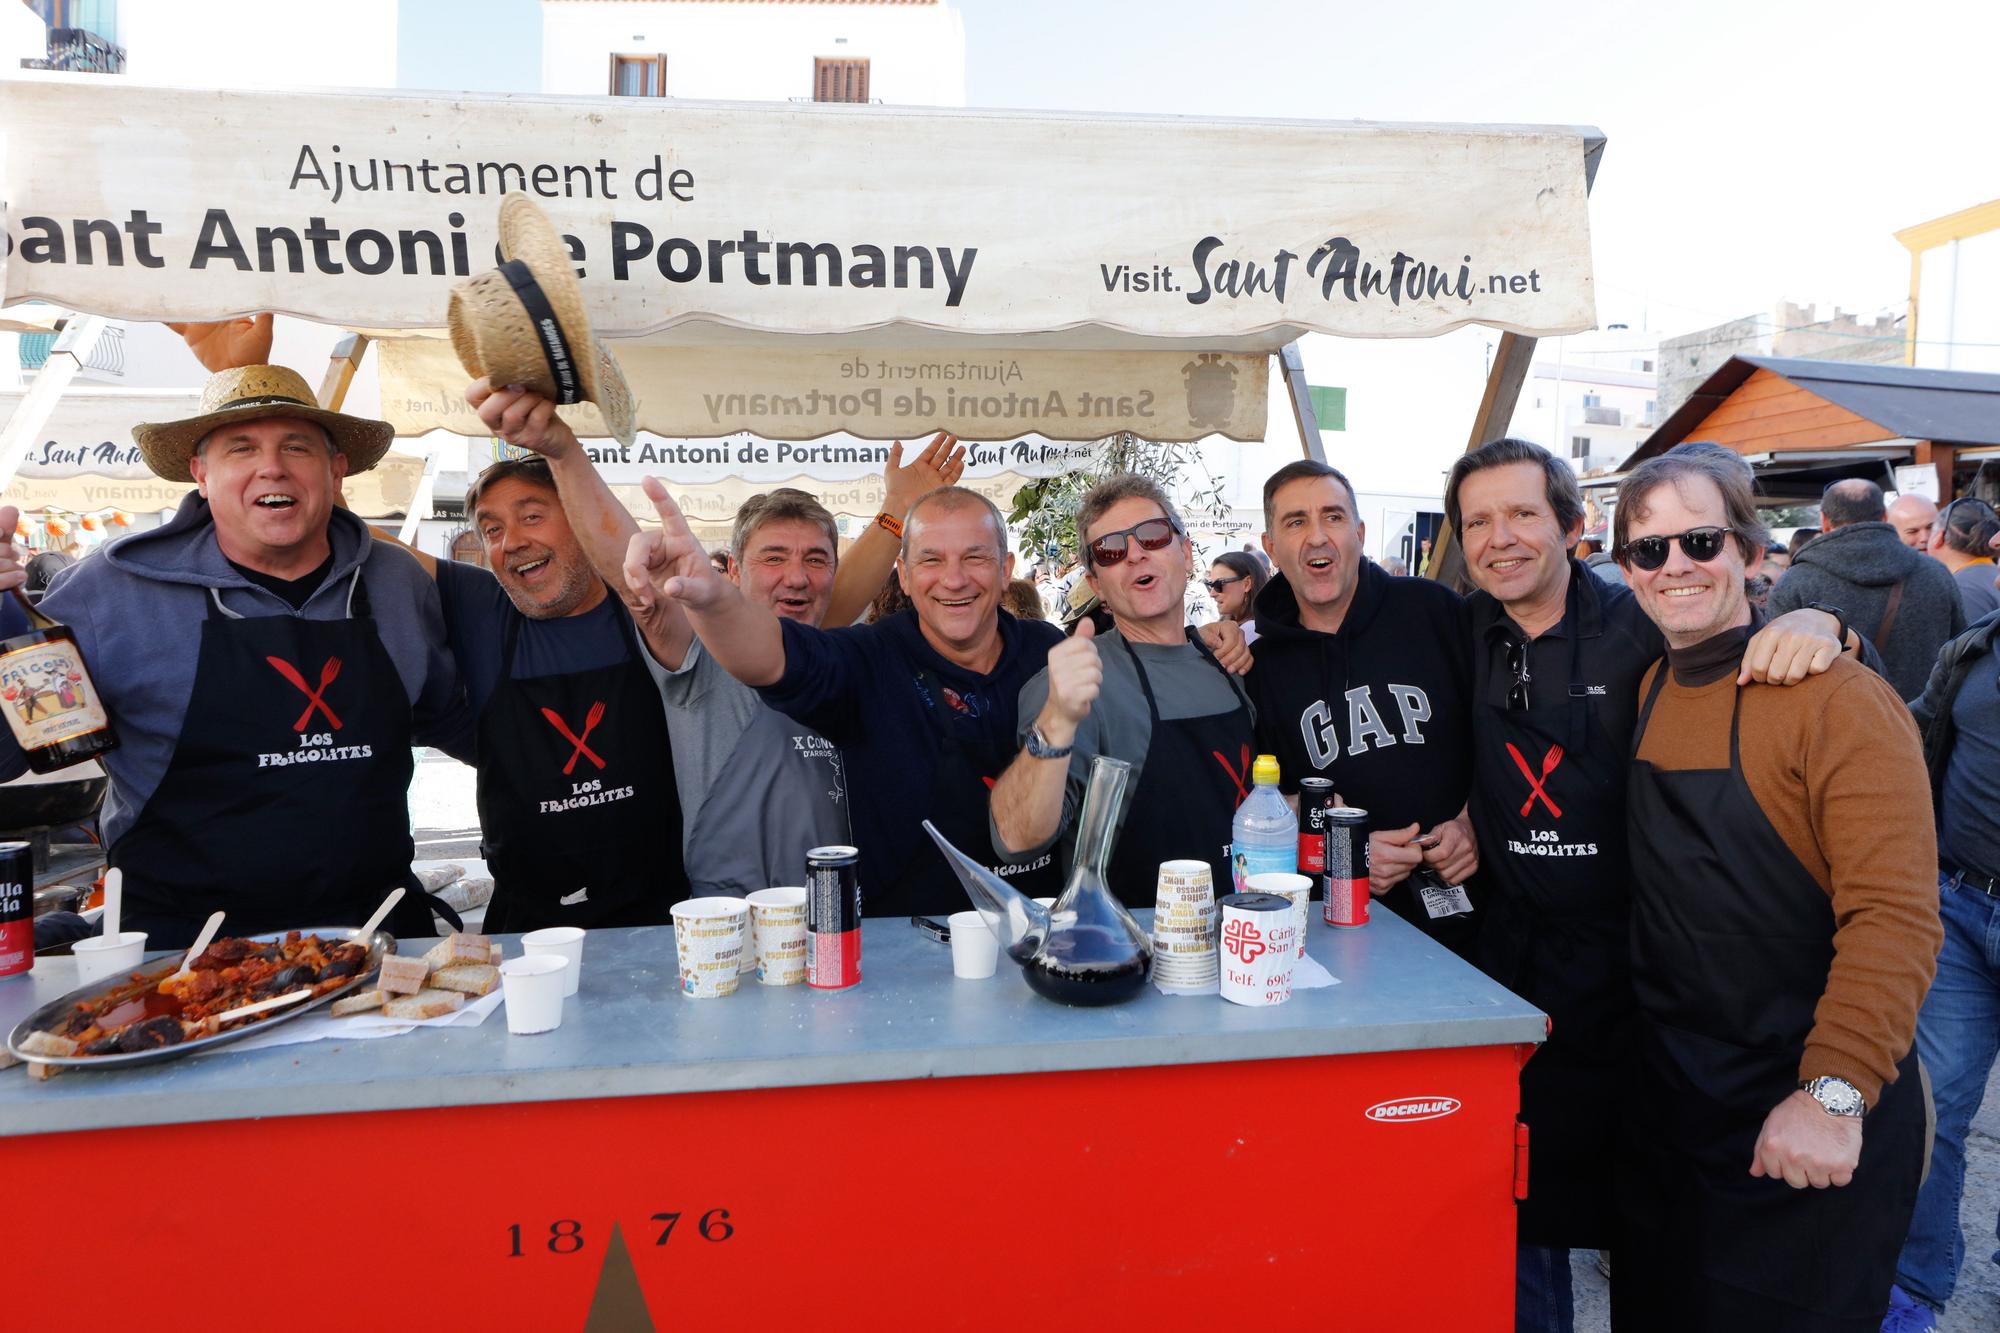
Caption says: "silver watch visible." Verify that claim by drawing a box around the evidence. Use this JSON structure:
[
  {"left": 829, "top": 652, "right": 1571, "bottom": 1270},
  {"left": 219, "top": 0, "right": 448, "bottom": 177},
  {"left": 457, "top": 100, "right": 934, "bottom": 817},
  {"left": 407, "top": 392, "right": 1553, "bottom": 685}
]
[
  {"left": 1023, "top": 725, "right": 1073, "bottom": 760},
  {"left": 1801, "top": 1076, "right": 1866, "bottom": 1119}
]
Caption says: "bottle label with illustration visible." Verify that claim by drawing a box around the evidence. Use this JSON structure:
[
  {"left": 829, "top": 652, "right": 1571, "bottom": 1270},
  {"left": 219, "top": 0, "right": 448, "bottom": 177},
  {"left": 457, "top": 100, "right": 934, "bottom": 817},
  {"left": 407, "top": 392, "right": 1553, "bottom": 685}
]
[
  {"left": 1231, "top": 841, "right": 1296, "bottom": 894},
  {"left": 0, "top": 638, "right": 109, "bottom": 750}
]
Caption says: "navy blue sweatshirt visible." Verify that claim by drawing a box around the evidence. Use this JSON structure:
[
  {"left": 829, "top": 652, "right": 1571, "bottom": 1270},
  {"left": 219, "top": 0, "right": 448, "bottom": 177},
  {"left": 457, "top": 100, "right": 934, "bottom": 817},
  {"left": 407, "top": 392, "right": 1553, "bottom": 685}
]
[
  {"left": 1247, "top": 559, "right": 1475, "bottom": 941},
  {"left": 758, "top": 608, "right": 1062, "bottom": 917}
]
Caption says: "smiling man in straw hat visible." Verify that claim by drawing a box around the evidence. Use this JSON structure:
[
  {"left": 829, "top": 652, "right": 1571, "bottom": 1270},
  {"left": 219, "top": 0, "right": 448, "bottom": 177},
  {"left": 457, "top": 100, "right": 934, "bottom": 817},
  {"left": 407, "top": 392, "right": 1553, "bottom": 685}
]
[{"left": 0, "top": 363, "right": 473, "bottom": 948}]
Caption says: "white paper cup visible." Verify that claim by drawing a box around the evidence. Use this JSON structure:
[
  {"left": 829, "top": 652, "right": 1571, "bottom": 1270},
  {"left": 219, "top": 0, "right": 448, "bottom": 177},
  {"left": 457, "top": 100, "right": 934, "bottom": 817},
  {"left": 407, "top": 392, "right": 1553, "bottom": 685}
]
[
  {"left": 672, "top": 898, "right": 749, "bottom": 998},
  {"left": 1218, "top": 892, "right": 1299, "bottom": 1007},
  {"left": 519, "top": 926, "right": 585, "bottom": 998},
  {"left": 499, "top": 954, "right": 568, "bottom": 1034},
  {"left": 71, "top": 931, "right": 148, "bottom": 987},
  {"left": 747, "top": 887, "right": 808, "bottom": 986},
  {"left": 1245, "top": 872, "right": 1313, "bottom": 959},
  {"left": 948, "top": 910, "right": 999, "bottom": 979}
]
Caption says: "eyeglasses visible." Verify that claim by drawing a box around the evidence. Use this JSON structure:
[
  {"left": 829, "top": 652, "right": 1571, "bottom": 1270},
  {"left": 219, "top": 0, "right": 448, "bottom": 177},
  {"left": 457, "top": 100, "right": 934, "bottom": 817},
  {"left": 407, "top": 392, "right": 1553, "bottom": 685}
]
[
  {"left": 1203, "top": 574, "right": 1248, "bottom": 594},
  {"left": 1087, "top": 516, "right": 1181, "bottom": 567},
  {"left": 1616, "top": 526, "right": 1731, "bottom": 572},
  {"left": 1505, "top": 638, "right": 1532, "bottom": 711}
]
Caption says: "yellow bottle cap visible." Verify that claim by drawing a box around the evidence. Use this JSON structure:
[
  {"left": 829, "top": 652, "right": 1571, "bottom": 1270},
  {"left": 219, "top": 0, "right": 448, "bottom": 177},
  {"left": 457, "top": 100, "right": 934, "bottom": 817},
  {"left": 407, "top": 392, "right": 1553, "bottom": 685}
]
[{"left": 1252, "top": 754, "right": 1280, "bottom": 787}]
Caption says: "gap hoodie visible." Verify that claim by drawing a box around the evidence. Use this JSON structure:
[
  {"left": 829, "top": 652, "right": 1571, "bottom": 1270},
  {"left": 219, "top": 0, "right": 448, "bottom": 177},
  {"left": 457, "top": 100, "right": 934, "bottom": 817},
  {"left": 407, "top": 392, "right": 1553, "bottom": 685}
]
[
  {"left": 1247, "top": 558, "right": 1475, "bottom": 938},
  {"left": 1768, "top": 520, "right": 1965, "bottom": 700},
  {"left": 0, "top": 494, "right": 475, "bottom": 844}
]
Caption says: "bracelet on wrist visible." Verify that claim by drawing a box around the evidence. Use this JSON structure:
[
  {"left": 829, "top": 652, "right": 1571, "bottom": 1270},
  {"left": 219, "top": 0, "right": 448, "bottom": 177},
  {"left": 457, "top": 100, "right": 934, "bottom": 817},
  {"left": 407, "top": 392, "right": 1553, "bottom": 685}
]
[{"left": 874, "top": 510, "right": 904, "bottom": 539}]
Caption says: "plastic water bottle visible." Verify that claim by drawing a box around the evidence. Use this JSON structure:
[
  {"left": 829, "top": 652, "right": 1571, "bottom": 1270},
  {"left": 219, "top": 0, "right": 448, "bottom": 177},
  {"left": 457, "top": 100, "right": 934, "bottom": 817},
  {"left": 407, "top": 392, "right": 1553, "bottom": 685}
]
[{"left": 1230, "top": 754, "right": 1296, "bottom": 893}]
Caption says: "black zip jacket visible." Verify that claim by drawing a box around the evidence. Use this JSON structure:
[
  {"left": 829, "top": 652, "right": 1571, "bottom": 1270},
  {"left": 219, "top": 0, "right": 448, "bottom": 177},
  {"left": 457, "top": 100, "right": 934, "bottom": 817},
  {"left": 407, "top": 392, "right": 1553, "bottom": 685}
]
[
  {"left": 1909, "top": 609, "right": 2000, "bottom": 826},
  {"left": 1247, "top": 559, "right": 1475, "bottom": 940}
]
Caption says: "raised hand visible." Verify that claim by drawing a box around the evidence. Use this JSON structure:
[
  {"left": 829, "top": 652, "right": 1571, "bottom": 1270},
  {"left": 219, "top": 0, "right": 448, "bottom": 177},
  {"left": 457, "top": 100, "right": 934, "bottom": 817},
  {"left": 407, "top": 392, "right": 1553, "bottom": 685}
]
[
  {"left": 167, "top": 314, "right": 274, "bottom": 372},
  {"left": 624, "top": 477, "right": 729, "bottom": 612},
  {"left": 0, "top": 506, "right": 23, "bottom": 595},
  {"left": 1038, "top": 618, "right": 1102, "bottom": 745},
  {"left": 465, "top": 378, "right": 580, "bottom": 460},
  {"left": 882, "top": 431, "right": 969, "bottom": 520}
]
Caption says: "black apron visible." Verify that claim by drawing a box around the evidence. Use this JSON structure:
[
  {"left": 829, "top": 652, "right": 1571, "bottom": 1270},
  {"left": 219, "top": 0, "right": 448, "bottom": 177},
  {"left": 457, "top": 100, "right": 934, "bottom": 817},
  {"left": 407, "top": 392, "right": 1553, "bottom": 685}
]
[
  {"left": 1105, "top": 632, "right": 1254, "bottom": 908},
  {"left": 882, "top": 666, "right": 1064, "bottom": 919},
  {"left": 475, "top": 597, "right": 686, "bottom": 933},
  {"left": 1470, "top": 582, "right": 1634, "bottom": 1247},
  {"left": 1612, "top": 670, "right": 1925, "bottom": 1333},
  {"left": 114, "top": 572, "right": 443, "bottom": 949}
]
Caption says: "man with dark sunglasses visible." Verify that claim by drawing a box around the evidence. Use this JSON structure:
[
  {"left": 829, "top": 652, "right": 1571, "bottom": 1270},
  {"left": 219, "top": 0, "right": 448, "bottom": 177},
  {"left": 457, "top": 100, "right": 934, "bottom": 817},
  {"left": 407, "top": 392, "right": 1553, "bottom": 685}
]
[
  {"left": 990, "top": 476, "right": 1254, "bottom": 904},
  {"left": 1610, "top": 449, "right": 1938, "bottom": 1333},
  {"left": 1447, "top": 437, "right": 1861, "bottom": 1333}
]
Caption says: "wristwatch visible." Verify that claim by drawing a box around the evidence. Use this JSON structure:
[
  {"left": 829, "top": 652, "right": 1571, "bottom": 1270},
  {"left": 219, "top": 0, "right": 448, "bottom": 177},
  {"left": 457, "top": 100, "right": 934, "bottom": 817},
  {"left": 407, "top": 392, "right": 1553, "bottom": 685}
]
[
  {"left": 1023, "top": 725, "right": 1073, "bottom": 760},
  {"left": 1801, "top": 1075, "right": 1866, "bottom": 1118},
  {"left": 1805, "top": 602, "right": 1852, "bottom": 653}
]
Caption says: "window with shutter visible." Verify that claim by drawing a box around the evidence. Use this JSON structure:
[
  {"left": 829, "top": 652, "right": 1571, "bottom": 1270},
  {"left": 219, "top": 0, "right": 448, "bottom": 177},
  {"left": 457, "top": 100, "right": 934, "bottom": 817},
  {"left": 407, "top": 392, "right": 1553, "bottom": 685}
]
[
  {"left": 609, "top": 54, "right": 667, "bottom": 97},
  {"left": 813, "top": 58, "right": 871, "bottom": 103}
]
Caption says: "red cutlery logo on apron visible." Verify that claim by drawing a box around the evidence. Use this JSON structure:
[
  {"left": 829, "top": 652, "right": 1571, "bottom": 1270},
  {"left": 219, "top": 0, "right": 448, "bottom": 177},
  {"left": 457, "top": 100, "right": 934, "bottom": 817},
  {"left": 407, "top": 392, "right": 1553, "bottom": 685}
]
[
  {"left": 266, "top": 655, "right": 343, "bottom": 731},
  {"left": 542, "top": 702, "right": 607, "bottom": 775},
  {"left": 1506, "top": 741, "right": 1564, "bottom": 818}
]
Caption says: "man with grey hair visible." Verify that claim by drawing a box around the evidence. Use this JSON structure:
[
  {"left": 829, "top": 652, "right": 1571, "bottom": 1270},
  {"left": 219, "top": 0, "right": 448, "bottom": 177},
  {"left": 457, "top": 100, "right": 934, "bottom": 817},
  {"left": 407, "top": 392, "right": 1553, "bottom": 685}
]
[
  {"left": 990, "top": 474, "right": 1254, "bottom": 905},
  {"left": 1611, "top": 448, "right": 1938, "bottom": 1331},
  {"left": 1771, "top": 477, "right": 1964, "bottom": 697}
]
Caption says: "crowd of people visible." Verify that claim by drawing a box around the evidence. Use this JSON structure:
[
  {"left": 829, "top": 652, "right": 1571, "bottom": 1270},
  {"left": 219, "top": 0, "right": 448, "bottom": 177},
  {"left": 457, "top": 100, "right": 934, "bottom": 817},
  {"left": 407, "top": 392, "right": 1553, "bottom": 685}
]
[{"left": 4, "top": 324, "right": 1997, "bottom": 1330}]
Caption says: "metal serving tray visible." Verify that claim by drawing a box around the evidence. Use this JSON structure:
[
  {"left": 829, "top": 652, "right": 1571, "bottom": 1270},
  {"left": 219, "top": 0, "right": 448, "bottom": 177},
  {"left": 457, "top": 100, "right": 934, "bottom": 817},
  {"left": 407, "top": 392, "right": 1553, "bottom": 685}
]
[{"left": 5, "top": 927, "right": 396, "bottom": 1070}]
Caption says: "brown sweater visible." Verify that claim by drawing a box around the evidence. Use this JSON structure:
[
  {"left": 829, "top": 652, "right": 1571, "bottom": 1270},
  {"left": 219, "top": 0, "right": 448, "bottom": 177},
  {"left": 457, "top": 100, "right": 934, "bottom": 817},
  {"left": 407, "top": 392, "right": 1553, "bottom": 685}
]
[{"left": 1634, "top": 646, "right": 1941, "bottom": 1106}]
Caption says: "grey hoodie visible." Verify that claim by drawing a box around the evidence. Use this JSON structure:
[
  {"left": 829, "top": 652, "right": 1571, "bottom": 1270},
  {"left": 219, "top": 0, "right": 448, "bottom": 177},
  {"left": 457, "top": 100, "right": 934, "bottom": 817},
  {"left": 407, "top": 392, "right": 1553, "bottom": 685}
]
[
  {"left": 1769, "top": 519, "right": 1966, "bottom": 700},
  {"left": 0, "top": 493, "right": 475, "bottom": 844}
]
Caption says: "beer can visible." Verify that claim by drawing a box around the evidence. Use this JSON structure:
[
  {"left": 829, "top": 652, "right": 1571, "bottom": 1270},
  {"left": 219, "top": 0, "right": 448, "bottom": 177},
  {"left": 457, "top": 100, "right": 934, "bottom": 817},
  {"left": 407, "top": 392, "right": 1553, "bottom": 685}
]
[
  {"left": 0, "top": 841, "right": 32, "bottom": 978},
  {"left": 1322, "top": 808, "right": 1371, "bottom": 928},
  {"left": 804, "top": 845, "right": 862, "bottom": 990},
  {"left": 1297, "top": 776, "right": 1335, "bottom": 875}
]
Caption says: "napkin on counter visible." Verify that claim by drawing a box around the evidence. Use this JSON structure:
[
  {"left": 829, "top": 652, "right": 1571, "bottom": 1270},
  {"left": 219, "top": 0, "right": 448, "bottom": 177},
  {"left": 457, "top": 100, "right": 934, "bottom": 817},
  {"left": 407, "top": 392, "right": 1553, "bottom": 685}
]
[
  {"left": 232, "top": 989, "right": 503, "bottom": 1052},
  {"left": 1153, "top": 949, "right": 1340, "bottom": 997}
]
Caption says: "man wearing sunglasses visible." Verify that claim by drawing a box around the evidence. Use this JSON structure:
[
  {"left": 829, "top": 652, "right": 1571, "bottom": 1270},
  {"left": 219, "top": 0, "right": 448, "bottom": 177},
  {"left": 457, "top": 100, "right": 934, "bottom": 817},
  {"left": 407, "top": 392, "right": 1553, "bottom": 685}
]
[
  {"left": 1927, "top": 496, "right": 2000, "bottom": 622},
  {"left": 1610, "top": 449, "right": 1939, "bottom": 1333},
  {"left": 1448, "top": 437, "right": 1861, "bottom": 1333},
  {"left": 990, "top": 476, "right": 1254, "bottom": 905},
  {"left": 1770, "top": 478, "right": 1965, "bottom": 699}
]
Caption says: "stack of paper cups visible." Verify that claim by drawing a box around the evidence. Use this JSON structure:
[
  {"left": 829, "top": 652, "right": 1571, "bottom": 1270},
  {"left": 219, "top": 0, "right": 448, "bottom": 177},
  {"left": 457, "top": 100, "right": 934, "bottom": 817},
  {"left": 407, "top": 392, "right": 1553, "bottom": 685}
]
[
  {"left": 671, "top": 898, "right": 750, "bottom": 998},
  {"left": 1217, "top": 891, "right": 1299, "bottom": 1007},
  {"left": 1151, "top": 859, "right": 1220, "bottom": 994},
  {"left": 1245, "top": 872, "right": 1313, "bottom": 960}
]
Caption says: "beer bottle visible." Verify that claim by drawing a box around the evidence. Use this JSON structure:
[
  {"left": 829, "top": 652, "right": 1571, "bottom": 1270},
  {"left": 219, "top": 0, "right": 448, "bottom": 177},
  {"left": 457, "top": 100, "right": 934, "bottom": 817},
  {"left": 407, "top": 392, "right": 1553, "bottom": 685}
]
[{"left": 0, "top": 588, "right": 117, "bottom": 773}]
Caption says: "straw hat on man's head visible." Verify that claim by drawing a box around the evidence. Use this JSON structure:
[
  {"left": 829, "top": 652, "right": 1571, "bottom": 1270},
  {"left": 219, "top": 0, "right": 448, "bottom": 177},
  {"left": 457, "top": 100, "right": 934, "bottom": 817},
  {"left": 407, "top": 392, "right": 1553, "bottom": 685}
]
[
  {"left": 132, "top": 364, "right": 394, "bottom": 484},
  {"left": 447, "top": 193, "right": 635, "bottom": 446}
]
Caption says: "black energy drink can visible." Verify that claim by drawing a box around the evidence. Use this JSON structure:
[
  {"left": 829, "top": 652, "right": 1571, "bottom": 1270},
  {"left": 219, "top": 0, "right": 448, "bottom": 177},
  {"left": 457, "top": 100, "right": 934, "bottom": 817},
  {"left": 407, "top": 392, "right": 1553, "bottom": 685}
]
[
  {"left": 1322, "top": 808, "right": 1371, "bottom": 928},
  {"left": 805, "top": 844, "right": 862, "bottom": 990},
  {"left": 0, "top": 841, "right": 32, "bottom": 977},
  {"left": 1297, "top": 776, "right": 1335, "bottom": 875}
]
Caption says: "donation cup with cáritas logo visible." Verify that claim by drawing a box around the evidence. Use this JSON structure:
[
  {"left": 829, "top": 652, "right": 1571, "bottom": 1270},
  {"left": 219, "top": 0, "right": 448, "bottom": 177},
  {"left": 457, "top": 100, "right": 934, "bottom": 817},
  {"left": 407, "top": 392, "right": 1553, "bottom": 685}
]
[
  {"left": 1244, "top": 871, "right": 1312, "bottom": 960},
  {"left": 1150, "top": 859, "right": 1219, "bottom": 995},
  {"left": 671, "top": 898, "right": 750, "bottom": 998},
  {"left": 746, "top": 887, "right": 808, "bottom": 986},
  {"left": 1217, "top": 892, "right": 1298, "bottom": 1007}
]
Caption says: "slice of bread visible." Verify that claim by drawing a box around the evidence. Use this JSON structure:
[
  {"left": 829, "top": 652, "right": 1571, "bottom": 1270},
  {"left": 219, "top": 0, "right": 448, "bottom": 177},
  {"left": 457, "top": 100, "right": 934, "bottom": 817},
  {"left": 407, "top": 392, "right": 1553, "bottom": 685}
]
[
  {"left": 423, "top": 933, "right": 491, "bottom": 972},
  {"left": 383, "top": 988, "right": 464, "bottom": 1021},
  {"left": 377, "top": 954, "right": 430, "bottom": 996},
  {"left": 330, "top": 990, "right": 387, "bottom": 1017},
  {"left": 429, "top": 963, "right": 499, "bottom": 997},
  {"left": 19, "top": 1030, "right": 76, "bottom": 1081}
]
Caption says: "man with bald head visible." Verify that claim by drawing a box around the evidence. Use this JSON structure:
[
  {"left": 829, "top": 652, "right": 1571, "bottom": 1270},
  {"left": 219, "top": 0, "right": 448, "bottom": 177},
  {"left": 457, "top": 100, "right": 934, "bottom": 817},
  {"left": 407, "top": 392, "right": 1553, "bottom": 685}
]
[
  {"left": 1771, "top": 478, "right": 1964, "bottom": 698},
  {"left": 1889, "top": 493, "right": 1941, "bottom": 552}
]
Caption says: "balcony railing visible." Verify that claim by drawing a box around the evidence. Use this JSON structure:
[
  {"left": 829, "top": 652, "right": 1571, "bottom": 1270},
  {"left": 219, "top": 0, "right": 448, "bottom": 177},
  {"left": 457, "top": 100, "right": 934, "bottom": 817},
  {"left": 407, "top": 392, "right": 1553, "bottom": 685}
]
[
  {"left": 1583, "top": 405, "right": 1623, "bottom": 426},
  {"left": 21, "top": 28, "right": 126, "bottom": 75}
]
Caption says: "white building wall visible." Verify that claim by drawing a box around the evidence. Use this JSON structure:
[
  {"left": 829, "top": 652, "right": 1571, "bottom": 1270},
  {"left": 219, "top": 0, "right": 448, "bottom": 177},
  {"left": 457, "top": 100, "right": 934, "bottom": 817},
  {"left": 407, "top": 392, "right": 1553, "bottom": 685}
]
[
  {"left": 1916, "top": 229, "right": 2000, "bottom": 375},
  {"left": 119, "top": 0, "right": 401, "bottom": 89},
  {"left": 541, "top": 0, "right": 966, "bottom": 105},
  {"left": 1503, "top": 328, "right": 1658, "bottom": 473},
  {"left": 1, "top": 2, "right": 46, "bottom": 68}
]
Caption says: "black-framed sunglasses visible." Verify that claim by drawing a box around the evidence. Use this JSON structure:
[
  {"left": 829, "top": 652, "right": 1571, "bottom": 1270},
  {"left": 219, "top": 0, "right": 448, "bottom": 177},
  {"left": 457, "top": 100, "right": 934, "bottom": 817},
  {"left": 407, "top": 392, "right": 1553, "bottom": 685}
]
[
  {"left": 1203, "top": 574, "right": 1248, "bottom": 594},
  {"left": 1616, "top": 526, "right": 1731, "bottom": 572},
  {"left": 1088, "top": 516, "right": 1181, "bottom": 567},
  {"left": 1505, "top": 638, "right": 1532, "bottom": 711}
]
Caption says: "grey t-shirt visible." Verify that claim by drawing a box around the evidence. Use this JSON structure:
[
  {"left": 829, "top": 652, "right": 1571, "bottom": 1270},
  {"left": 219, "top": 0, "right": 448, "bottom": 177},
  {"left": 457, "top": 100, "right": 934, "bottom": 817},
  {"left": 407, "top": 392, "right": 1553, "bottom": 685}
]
[
  {"left": 993, "top": 627, "right": 1250, "bottom": 860},
  {"left": 648, "top": 637, "right": 850, "bottom": 896},
  {"left": 1954, "top": 561, "right": 2000, "bottom": 624}
]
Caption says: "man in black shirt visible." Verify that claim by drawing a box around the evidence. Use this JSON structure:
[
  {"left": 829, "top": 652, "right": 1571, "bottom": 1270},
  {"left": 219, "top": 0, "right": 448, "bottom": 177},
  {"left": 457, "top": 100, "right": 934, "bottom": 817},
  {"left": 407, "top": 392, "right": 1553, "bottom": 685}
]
[
  {"left": 1449, "top": 437, "right": 1858, "bottom": 1333},
  {"left": 1247, "top": 460, "right": 1480, "bottom": 948}
]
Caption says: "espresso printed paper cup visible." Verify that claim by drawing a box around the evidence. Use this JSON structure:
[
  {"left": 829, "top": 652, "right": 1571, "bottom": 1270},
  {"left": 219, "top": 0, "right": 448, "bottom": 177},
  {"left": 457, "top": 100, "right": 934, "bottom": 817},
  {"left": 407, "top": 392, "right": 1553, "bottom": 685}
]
[
  {"left": 747, "top": 887, "right": 808, "bottom": 986},
  {"left": 672, "top": 898, "right": 750, "bottom": 998},
  {"left": 1217, "top": 892, "right": 1298, "bottom": 1007}
]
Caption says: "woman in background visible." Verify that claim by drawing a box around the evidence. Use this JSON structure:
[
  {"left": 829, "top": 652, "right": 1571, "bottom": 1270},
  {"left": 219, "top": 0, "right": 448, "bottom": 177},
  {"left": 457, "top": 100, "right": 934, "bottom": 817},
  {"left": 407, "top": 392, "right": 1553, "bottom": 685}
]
[{"left": 1204, "top": 550, "right": 1266, "bottom": 644}]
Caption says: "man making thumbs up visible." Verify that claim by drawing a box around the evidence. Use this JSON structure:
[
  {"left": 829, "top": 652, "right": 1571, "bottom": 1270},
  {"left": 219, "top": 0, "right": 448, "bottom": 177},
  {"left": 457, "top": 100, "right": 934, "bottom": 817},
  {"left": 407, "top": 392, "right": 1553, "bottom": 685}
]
[{"left": 990, "top": 476, "right": 1255, "bottom": 906}]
